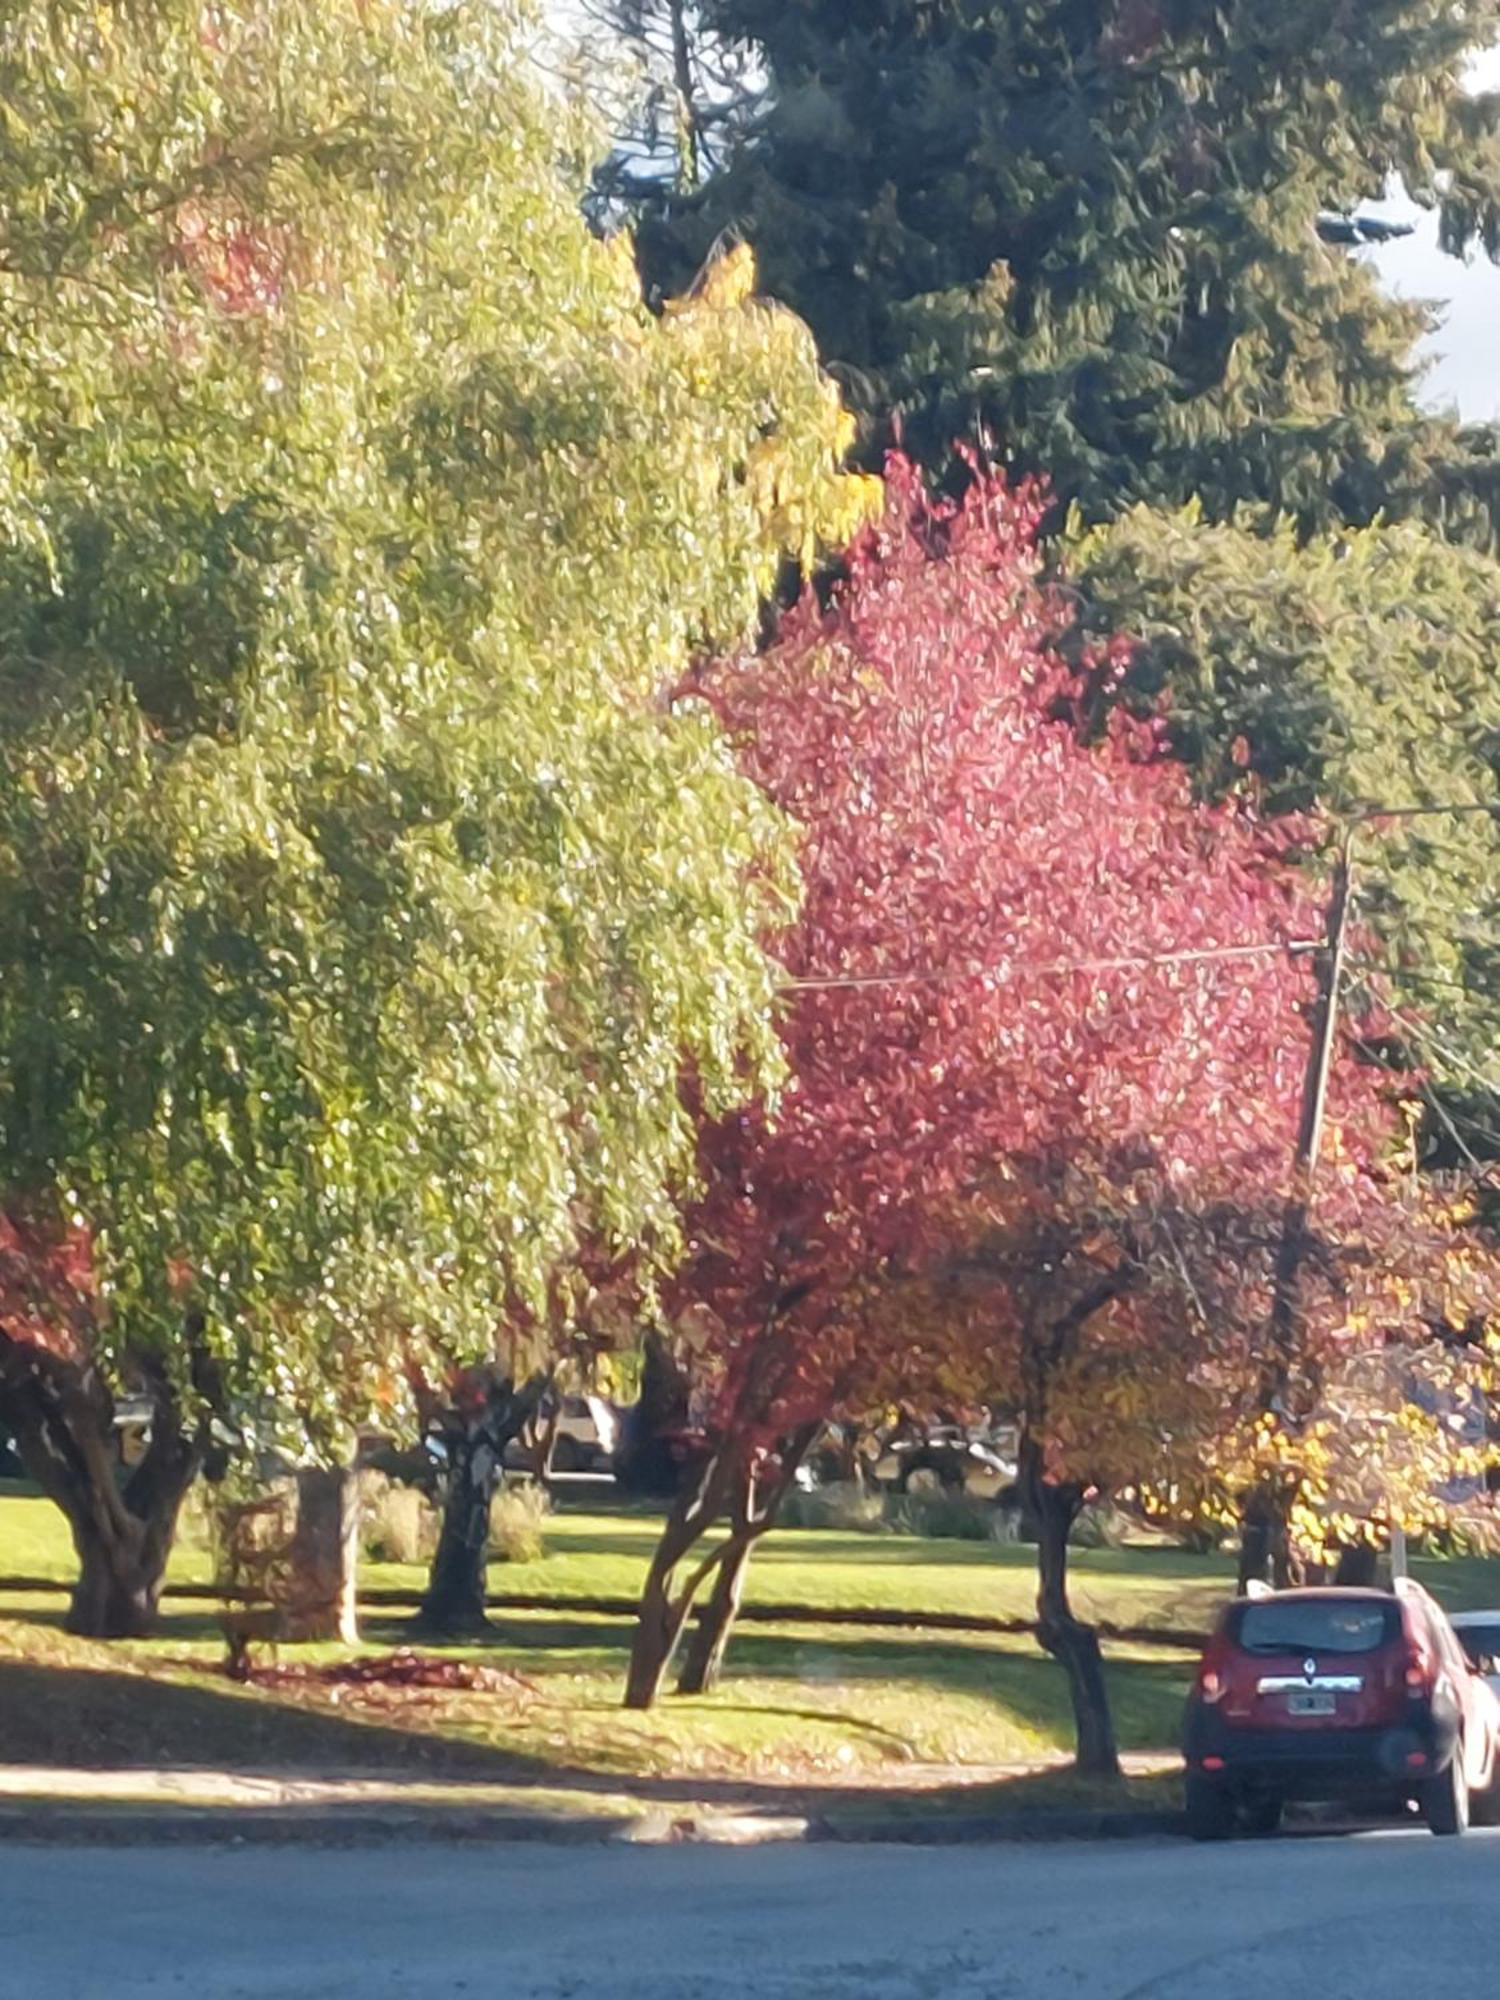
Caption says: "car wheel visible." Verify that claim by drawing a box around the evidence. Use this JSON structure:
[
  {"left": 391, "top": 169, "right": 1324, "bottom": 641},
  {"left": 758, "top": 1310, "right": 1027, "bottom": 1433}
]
[
  {"left": 1185, "top": 1775, "right": 1235, "bottom": 1842},
  {"left": 1422, "top": 1750, "right": 1471, "bottom": 1836},
  {"left": 1238, "top": 1796, "right": 1283, "bottom": 1837},
  {"left": 899, "top": 1458, "right": 959, "bottom": 1497},
  {"left": 1470, "top": 1738, "right": 1500, "bottom": 1827}
]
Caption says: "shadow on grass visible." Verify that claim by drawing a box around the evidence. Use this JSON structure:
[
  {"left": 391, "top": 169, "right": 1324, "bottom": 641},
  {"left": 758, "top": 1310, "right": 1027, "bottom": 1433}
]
[
  {"left": 1, "top": 1601, "right": 1193, "bottom": 1817},
  {"left": 6, "top": 1593, "right": 1195, "bottom": 1755},
  {"left": 0, "top": 1656, "right": 551, "bottom": 1780},
  {"left": 0, "top": 1652, "right": 1187, "bottom": 1825},
  {"left": 545, "top": 1524, "right": 1028, "bottom": 1571},
  {"left": 534, "top": 1617, "right": 1189, "bottom": 1756}
]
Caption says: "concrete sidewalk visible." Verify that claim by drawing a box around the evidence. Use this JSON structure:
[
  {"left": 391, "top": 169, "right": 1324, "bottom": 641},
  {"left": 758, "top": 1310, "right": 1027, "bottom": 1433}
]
[{"left": 0, "top": 1759, "right": 1183, "bottom": 1847}]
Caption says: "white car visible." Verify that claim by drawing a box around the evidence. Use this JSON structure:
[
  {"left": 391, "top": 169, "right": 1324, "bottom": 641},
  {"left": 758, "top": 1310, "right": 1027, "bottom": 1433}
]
[
  {"left": 1451, "top": 1609, "right": 1500, "bottom": 1697},
  {"left": 872, "top": 1425, "right": 1019, "bottom": 1500},
  {"left": 503, "top": 1393, "right": 619, "bottom": 1475},
  {"left": 552, "top": 1393, "right": 619, "bottom": 1473}
]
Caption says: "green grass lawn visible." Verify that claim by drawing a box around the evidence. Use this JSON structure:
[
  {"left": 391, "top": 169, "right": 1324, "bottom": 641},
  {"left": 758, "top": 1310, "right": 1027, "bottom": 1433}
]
[
  {"left": 1, "top": 1485, "right": 1233, "bottom": 1625},
  {"left": 0, "top": 1605, "right": 1192, "bottom": 1783},
  {"left": 4, "top": 1486, "right": 1497, "bottom": 1802}
]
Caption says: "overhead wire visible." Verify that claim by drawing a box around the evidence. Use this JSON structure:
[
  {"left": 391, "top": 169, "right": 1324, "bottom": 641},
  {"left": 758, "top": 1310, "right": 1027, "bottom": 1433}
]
[
  {"left": 780, "top": 935, "right": 1323, "bottom": 993},
  {"left": 1347, "top": 980, "right": 1500, "bottom": 1106},
  {"left": 1342, "top": 970, "right": 1500, "bottom": 1188}
]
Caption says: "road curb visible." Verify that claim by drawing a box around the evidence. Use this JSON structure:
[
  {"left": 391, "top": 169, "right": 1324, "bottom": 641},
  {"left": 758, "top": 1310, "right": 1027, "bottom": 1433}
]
[
  {"left": 808, "top": 1807, "right": 1183, "bottom": 1844},
  {"left": 0, "top": 1803, "right": 635, "bottom": 1847},
  {"left": 0, "top": 1799, "right": 1183, "bottom": 1849}
]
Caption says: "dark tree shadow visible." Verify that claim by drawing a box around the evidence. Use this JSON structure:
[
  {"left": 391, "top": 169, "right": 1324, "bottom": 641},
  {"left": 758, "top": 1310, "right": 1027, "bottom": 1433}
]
[{"left": 0, "top": 1608, "right": 1194, "bottom": 1817}]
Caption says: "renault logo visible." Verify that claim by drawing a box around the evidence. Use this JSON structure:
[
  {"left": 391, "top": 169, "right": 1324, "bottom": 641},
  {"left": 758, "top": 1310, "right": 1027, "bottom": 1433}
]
[{"left": 1304, "top": 1657, "right": 1318, "bottom": 1681}]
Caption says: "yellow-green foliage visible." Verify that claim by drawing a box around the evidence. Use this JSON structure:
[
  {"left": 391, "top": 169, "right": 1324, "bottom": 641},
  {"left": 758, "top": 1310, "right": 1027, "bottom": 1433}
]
[
  {"left": 1073, "top": 507, "right": 1500, "bottom": 1093},
  {"left": 0, "top": 1, "right": 875, "bottom": 1447}
]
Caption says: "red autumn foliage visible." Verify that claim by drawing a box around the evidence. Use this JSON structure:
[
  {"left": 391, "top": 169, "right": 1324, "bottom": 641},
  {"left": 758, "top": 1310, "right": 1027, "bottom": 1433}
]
[
  {"left": 0, "top": 1212, "right": 95, "bottom": 1366},
  {"left": 627, "top": 459, "right": 1488, "bottom": 1727},
  {"left": 668, "top": 456, "right": 1400, "bottom": 1454},
  {"left": 170, "top": 199, "right": 293, "bottom": 318}
]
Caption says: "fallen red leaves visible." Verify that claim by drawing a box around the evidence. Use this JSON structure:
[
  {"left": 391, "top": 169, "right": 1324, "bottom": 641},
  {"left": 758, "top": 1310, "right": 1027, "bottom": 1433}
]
[{"left": 234, "top": 1649, "right": 539, "bottom": 1703}]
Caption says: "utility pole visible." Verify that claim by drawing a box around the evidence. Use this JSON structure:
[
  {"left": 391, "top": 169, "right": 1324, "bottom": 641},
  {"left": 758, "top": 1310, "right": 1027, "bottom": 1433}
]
[
  {"left": 1242, "top": 797, "right": 1500, "bottom": 1588},
  {"left": 1265, "top": 828, "right": 1356, "bottom": 1399},
  {"left": 1264, "top": 797, "right": 1500, "bottom": 1384},
  {"left": 1241, "top": 829, "right": 1356, "bottom": 1589}
]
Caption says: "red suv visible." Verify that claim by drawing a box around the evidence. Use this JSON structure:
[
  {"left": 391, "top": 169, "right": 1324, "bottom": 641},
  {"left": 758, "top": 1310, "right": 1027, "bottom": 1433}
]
[{"left": 1183, "top": 1582, "right": 1500, "bottom": 1839}]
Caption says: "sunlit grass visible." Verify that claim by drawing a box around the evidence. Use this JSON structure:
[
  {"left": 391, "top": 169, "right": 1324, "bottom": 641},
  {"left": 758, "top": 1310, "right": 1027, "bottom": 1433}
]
[{"left": 4, "top": 1488, "right": 1495, "bottom": 1798}]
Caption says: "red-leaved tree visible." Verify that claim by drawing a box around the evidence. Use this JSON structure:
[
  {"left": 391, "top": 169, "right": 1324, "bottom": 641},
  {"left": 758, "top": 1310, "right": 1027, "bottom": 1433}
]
[{"left": 622, "top": 460, "right": 1433, "bottom": 1758}]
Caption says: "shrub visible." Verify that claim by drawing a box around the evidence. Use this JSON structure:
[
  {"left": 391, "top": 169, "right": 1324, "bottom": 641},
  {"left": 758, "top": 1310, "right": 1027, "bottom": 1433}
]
[
  {"left": 888, "top": 1492, "right": 1004, "bottom": 1543},
  {"left": 361, "top": 1476, "right": 438, "bottom": 1567},
  {"left": 781, "top": 1480, "right": 888, "bottom": 1534},
  {"left": 1070, "top": 1504, "right": 1131, "bottom": 1551},
  {"left": 781, "top": 1481, "right": 1024, "bottom": 1542},
  {"left": 490, "top": 1481, "right": 551, "bottom": 1564}
]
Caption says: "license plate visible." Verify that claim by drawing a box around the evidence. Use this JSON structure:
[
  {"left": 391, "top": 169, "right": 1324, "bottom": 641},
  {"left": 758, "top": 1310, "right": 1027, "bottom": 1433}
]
[{"left": 1287, "top": 1689, "right": 1337, "bottom": 1716}]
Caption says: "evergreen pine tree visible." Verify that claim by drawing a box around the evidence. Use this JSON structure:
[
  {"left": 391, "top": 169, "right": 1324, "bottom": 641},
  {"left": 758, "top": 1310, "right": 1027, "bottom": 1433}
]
[{"left": 643, "top": 0, "right": 1500, "bottom": 533}]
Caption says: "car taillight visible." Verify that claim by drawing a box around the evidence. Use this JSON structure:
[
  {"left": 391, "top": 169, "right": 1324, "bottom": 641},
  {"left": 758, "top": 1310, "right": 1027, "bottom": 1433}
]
[
  {"left": 1400, "top": 1622, "right": 1437, "bottom": 1698},
  {"left": 1195, "top": 1635, "right": 1231, "bottom": 1704}
]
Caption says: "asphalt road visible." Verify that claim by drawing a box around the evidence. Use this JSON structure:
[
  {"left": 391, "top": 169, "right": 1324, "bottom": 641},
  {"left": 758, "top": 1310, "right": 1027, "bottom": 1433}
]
[{"left": 2, "top": 1827, "right": 1497, "bottom": 1999}]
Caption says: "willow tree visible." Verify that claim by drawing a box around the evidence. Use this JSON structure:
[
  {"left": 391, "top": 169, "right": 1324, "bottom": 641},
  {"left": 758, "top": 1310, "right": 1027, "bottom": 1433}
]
[{"left": 0, "top": 0, "right": 872, "bottom": 1635}]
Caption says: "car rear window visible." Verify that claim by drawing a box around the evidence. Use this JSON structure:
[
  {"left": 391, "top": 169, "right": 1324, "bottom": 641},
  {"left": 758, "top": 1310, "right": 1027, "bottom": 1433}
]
[
  {"left": 1456, "top": 1622, "right": 1500, "bottom": 1670},
  {"left": 1234, "top": 1598, "right": 1398, "bottom": 1656}
]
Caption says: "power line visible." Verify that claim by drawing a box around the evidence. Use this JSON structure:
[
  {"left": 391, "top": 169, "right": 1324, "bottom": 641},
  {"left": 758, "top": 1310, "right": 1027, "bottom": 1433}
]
[
  {"left": 778, "top": 802, "right": 1498, "bottom": 997},
  {"left": 1351, "top": 961, "right": 1499, "bottom": 999},
  {"left": 781, "top": 936, "right": 1324, "bottom": 994},
  {"left": 1350, "top": 801, "right": 1500, "bottom": 825},
  {"left": 1346, "top": 1016, "right": 1500, "bottom": 1188},
  {"left": 1351, "top": 982, "right": 1500, "bottom": 1105}
]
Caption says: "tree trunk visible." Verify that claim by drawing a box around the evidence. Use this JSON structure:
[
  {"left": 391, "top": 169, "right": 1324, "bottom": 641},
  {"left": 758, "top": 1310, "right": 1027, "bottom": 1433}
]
[
  {"left": 668, "top": 0, "right": 701, "bottom": 188},
  {"left": 1, "top": 1337, "right": 200, "bottom": 1639},
  {"left": 834, "top": 1425, "right": 864, "bottom": 1490},
  {"left": 415, "top": 1369, "right": 549, "bottom": 1637},
  {"left": 623, "top": 1504, "right": 719, "bottom": 1709},
  {"left": 67, "top": 1513, "right": 176, "bottom": 1638},
  {"left": 623, "top": 1445, "right": 738, "bottom": 1710},
  {"left": 418, "top": 1429, "right": 502, "bottom": 1637},
  {"left": 1238, "top": 1493, "right": 1296, "bottom": 1593},
  {"left": 284, "top": 1465, "right": 360, "bottom": 1644},
  {"left": 674, "top": 1423, "right": 819, "bottom": 1697},
  {"left": 624, "top": 1561, "right": 690, "bottom": 1710},
  {"left": 531, "top": 1406, "right": 562, "bottom": 1488},
  {"left": 1333, "top": 1543, "right": 1380, "bottom": 1587},
  {"left": 1237, "top": 1510, "right": 1272, "bottom": 1593},
  {"left": 1024, "top": 1445, "right": 1119, "bottom": 1778},
  {"left": 614, "top": 1329, "right": 692, "bottom": 1500},
  {"left": 678, "top": 1530, "right": 752, "bottom": 1695}
]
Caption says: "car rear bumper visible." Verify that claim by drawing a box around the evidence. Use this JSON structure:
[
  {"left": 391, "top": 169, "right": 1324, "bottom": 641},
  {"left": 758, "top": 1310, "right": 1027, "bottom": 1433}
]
[{"left": 1185, "top": 1708, "right": 1460, "bottom": 1802}]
